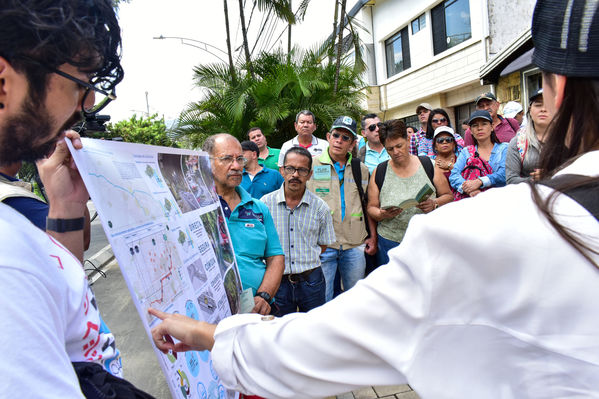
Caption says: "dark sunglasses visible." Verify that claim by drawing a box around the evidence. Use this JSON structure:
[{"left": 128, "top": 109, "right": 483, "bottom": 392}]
[
  {"left": 367, "top": 124, "right": 377, "bottom": 132},
  {"left": 331, "top": 132, "right": 352, "bottom": 142},
  {"left": 432, "top": 117, "right": 448, "bottom": 124},
  {"left": 435, "top": 137, "right": 454, "bottom": 144}
]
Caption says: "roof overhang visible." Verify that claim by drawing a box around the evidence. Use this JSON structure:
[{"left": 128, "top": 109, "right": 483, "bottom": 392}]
[{"left": 480, "top": 29, "right": 534, "bottom": 85}]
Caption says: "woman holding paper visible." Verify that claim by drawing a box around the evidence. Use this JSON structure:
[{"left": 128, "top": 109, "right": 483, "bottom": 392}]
[{"left": 367, "top": 119, "right": 453, "bottom": 265}]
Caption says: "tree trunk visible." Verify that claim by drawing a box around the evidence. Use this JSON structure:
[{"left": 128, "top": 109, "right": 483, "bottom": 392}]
[
  {"left": 287, "top": 0, "right": 293, "bottom": 62},
  {"left": 223, "top": 0, "right": 237, "bottom": 83},
  {"left": 238, "top": 0, "right": 254, "bottom": 78},
  {"left": 333, "top": 0, "right": 346, "bottom": 96},
  {"left": 329, "top": 0, "right": 340, "bottom": 66}
]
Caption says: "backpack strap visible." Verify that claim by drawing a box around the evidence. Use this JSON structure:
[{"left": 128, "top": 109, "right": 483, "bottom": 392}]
[
  {"left": 502, "top": 116, "right": 519, "bottom": 134},
  {"left": 350, "top": 158, "right": 371, "bottom": 236},
  {"left": 418, "top": 156, "right": 434, "bottom": 184},
  {"left": 540, "top": 174, "right": 599, "bottom": 221},
  {"left": 375, "top": 160, "right": 389, "bottom": 192},
  {"left": 516, "top": 132, "right": 529, "bottom": 166}
]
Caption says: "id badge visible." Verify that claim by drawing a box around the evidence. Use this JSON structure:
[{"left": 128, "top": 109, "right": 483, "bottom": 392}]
[{"left": 313, "top": 165, "right": 332, "bottom": 180}]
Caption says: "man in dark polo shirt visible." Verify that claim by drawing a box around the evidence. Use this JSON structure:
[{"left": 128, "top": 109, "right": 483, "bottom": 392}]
[{"left": 464, "top": 92, "right": 520, "bottom": 145}]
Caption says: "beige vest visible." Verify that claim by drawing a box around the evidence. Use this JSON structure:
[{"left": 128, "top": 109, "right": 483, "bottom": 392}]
[
  {"left": 0, "top": 174, "right": 46, "bottom": 203},
  {"left": 306, "top": 151, "right": 369, "bottom": 249}
]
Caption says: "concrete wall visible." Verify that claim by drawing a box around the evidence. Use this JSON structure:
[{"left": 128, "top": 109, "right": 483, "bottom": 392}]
[{"left": 487, "top": 0, "right": 536, "bottom": 56}]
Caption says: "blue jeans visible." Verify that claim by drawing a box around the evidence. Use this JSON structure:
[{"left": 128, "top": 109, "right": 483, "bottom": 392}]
[
  {"left": 320, "top": 245, "right": 366, "bottom": 301},
  {"left": 273, "top": 267, "right": 326, "bottom": 316},
  {"left": 375, "top": 234, "right": 400, "bottom": 267}
]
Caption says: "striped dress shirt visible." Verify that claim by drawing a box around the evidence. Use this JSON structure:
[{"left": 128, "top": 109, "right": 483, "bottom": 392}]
[{"left": 261, "top": 185, "right": 336, "bottom": 274}]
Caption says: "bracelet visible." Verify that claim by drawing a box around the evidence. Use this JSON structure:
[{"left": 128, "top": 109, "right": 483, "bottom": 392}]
[{"left": 46, "top": 217, "right": 85, "bottom": 233}]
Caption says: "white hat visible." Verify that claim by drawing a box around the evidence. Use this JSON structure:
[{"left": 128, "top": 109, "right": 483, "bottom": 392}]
[
  {"left": 433, "top": 126, "right": 455, "bottom": 139},
  {"left": 502, "top": 101, "right": 523, "bottom": 119}
]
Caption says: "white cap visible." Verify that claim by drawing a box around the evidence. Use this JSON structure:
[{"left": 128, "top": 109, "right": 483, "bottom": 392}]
[
  {"left": 433, "top": 126, "right": 455, "bottom": 139},
  {"left": 502, "top": 101, "right": 523, "bottom": 119}
]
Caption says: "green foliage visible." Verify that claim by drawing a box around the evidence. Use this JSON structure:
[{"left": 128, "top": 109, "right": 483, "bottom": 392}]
[
  {"left": 102, "top": 114, "right": 178, "bottom": 147},
  {"left": 174, "top": 45, "right": 366, "bottom": 148}
]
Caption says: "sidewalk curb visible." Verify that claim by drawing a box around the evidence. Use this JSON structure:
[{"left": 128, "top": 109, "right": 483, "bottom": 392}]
[{"left": 85, "top": 244, "right": 115, "bottom": 284}]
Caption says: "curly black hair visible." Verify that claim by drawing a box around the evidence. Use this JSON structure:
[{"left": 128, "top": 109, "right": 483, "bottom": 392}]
[{"left": 0, "top": 0, "right": 124, "bottom": 102}]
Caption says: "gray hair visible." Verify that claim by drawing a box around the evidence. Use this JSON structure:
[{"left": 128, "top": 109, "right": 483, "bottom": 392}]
[
  {"left": 202, "top": 133, "right": 238, "bottom": 155},
  {"left": 295, "top": 110, "right": 315, "bottom": 123}
]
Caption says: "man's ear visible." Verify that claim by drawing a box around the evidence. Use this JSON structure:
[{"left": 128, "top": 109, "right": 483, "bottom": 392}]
[{"left": 0, "top": 57, "right": 27, "bottom": 114}]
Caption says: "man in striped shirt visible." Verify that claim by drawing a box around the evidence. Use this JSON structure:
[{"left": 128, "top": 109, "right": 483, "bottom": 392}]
[{"left": 261, "top": 147, "right": 336, "bottom": 316}]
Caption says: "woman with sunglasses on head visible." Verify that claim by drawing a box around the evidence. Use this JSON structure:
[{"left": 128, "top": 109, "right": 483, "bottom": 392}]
[
  {"left": 450, "top": 110, "right": 508, "bottom": 199},
  {"left": 505, "top": 89, "right": 552, "bottom": 184},
  {"left": 418, "top": 108, "right": 464, "bottom": 157},
  {"left": 366, "top": 120, "right": 453, "bottom": 265}
]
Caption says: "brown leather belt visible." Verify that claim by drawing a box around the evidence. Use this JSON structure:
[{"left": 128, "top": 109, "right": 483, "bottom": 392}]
[{"left": 285, "top": 267, "right": 319, "bottom": 283}]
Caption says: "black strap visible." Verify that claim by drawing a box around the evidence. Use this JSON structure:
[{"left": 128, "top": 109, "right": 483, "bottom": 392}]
[
  {"left": 502, "top": 115, "right": 519, "bottom": 134},
  {"left": 350, "top": 158, "right": 371, "bottom": 236},
  {"left": 72, "top": 362, "right": 156, "bottom": 399},
  {"left": 375, "top": 160, "right": 388, "bottom": 191},
  {"left": 375, "top": 157, "right": 433, "bottom": 190},
  {"left": 540, "top": 174, "right": 599, "bottom": 221},
  {"left": 418, "top": 155, "right": 435, "bottom": 184}
]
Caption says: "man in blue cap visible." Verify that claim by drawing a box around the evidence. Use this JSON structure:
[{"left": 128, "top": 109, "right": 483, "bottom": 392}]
[{"left": 306, "top": 116, "right": 377, "bottom": 301}]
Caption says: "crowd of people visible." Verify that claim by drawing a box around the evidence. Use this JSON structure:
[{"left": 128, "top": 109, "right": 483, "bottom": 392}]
[{"left": 2, "top": 0, "right": 599, "bottom": 398}]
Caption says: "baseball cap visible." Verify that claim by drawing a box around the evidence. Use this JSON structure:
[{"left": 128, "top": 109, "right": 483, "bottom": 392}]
[
  {"left": 532, "top": 0, "right": 599, "bottom": 77},
  {"left": 528, "top": 88, "right": 543, "bottom": 104},
  {"left": 433, "top": 126, "right": 455, "bottom": 139},
  {"left": 502, "top": 101, "right": 523, "bottom": 118},
  {"left": 331, "top": 116, "right": 357, "bottom": 136},
  {"left": 475, "top": 92, "right": 497, "bottom": 104},
  {"left": 467, "top": 110, "right": 493, "bottom": 125},
  {"left": 416, "top": 103, "right": 433, "bottom": 113}
]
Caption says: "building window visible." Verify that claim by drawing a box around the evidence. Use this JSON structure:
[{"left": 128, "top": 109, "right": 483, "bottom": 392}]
[
  {"left": 431, "top": 0, "right": 472, "bottom": 55},
  {"left": 454, "top": 102, "right": 476, "bottom": 137},
  {"left": 385, "top": 27, "right": 411, "bottom": 78},
  {"left": 411, "top": 14, "right": 426, "bottom": 34},
  {"left": 401, "top": 114, "right": 419, "bottom": 130}
]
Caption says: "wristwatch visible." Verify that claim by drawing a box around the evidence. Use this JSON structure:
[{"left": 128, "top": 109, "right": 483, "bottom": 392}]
[
  {"left": 46, "top": 217, "right": 85, "bottom": 233},
  {"left": 255, "top": 291, "right": 274, "bottom": 304}
]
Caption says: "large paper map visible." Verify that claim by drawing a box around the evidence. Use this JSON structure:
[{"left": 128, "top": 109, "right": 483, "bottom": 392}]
[{"left": 69, "top": 138, "right": 242, "bottom": 399}]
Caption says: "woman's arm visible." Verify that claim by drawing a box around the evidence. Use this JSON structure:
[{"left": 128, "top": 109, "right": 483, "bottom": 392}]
[
  {"left": 449, "top": 148, "right": 469, "bottom": 193},
  {"left": 505, "top": 138, "right": 529, "bottom": 185},
  {"left": 479, "top": 143, "right": 508, "bottom": 188},
  {"left": 367, "top": 167, "right": 401, "bottom": 222}
]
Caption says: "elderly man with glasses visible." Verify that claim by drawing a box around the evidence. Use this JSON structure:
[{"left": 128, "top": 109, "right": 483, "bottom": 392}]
[
  {"left": 261, "top": 146, "right": 336, "bottom": 316},
  {"left": 357, "top": 113, "right": 390, "bottom": 173},
  {"left": 307, "top": 117, "right": 377, "bottom": 302},
  {"left": 203, "top": 134, "right": 284, "bottom": 315}
]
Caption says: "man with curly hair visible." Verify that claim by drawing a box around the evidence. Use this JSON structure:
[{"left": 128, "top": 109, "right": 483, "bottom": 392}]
[{"left": 0, "top": 1, "right": 127, "bottom": 396}]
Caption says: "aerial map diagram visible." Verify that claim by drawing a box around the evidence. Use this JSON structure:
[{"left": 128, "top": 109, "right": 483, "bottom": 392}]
[{"left": 68, "top": 138, "right": 242, "bottom": 399}]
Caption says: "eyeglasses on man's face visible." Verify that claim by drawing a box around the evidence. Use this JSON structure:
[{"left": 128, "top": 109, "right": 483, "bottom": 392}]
[
  {"left": 18, "top": 56, "right": 116, "bottom": 117},
  {"left": 283, "top": 166, "right": 310, "bottom": 177},
  {"left": 331, "top": 132, "right": 352, "bottom": 142},
  {"left": 211, "top": 155, "right": 247, "bottom": 166}
]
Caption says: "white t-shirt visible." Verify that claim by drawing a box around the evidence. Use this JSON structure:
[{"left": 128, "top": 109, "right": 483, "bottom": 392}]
[
  {"left": 211, "top": 151, "right": 599, "bottom": 398},
  {"left": 0, "top": 204, "right": 122, "bottom": 397},
  {"left": 278, "top": 136, "right": 329, "bottom": 167}
]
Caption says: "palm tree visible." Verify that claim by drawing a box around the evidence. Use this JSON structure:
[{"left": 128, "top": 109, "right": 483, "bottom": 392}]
[{"left": 173, "top": 46, "right": 366, "bottom": 148}]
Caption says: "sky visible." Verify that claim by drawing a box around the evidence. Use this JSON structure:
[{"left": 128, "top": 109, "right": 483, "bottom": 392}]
[{"left": 110, "top": 0, "right": 338, "bottom": 124}]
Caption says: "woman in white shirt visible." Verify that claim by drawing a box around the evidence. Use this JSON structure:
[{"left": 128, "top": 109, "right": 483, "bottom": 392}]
[{"left": 148, "top": 1, "right": 599, "bottom": 397}]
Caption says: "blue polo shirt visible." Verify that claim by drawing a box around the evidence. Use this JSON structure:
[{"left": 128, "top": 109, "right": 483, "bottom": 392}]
[
  {"left": 240, "top": 167, "right": 284, "bottom": 199},
  {"left": 220, "top": 186, "right": 284, "bottom": 294}
]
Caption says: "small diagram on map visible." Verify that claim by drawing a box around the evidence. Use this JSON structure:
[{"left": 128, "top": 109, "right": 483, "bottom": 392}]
[
  {"left": 199, "top": 208, "right": 235, "bottom": 278},
  {"left": 144, "top": 164, "right": 166, "bottom": 190},
  {"left": 124, "top": 226, "right": 187, "bottom": 321},
  {"left": 197, "top": 290, "right": 217, "bottom": 316},
  {"left": 186, "top": 257, "right": 207, "bottom": 291},
  {"left": 158, "top": 153, "right": 201, "bottom": 213},
  {"left": 181, "top": 155, "right": 218, "bottom": 207}
]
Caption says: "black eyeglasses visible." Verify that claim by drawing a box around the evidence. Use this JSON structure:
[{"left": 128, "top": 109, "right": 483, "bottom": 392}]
[
  {"left": 18, "top": 56, "right": 116, "bottom": 116},
  {"left": 367, "top": 124, "right": 377, "bottom": 132},
  {"left": 432, "top": 117, "right": 447, "bottom": 124},
  {"left": 283, "top": 166, "right": 311, "bottom": 177},
  {"left": 331, "top": 132, "right": 352, "bottom": 142},
  {"left": 435, "top": 137, "right": 454, "bottom": 144}
]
